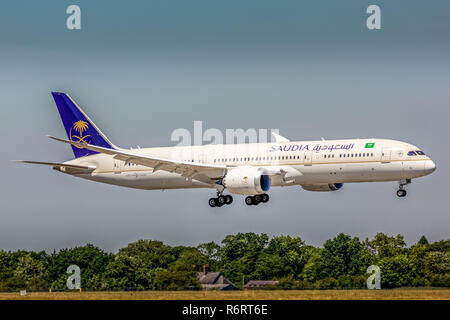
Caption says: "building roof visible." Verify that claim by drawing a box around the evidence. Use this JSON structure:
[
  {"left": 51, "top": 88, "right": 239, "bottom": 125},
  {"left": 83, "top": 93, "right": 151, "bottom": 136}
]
[
  {"left": 197, "top": 272, "right": 234, "bottom": 285},
  {"left": 197, "top": 271, "right": 237, "bottom": 290}
]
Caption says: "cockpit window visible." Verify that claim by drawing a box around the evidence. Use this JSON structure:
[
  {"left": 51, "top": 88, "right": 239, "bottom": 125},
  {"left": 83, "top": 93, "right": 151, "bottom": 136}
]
[
  {"left": 407, "top": 151, "right": 417, "bottom": 156},
  {"left": 416, "top": 150, "right": 425, "bottom": 155}
]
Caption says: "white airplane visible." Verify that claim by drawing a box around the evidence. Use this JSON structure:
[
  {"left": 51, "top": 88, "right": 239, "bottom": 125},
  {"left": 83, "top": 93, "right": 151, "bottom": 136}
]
[{"left": 17, "top": 92, "right": 436, "bottom": 207}]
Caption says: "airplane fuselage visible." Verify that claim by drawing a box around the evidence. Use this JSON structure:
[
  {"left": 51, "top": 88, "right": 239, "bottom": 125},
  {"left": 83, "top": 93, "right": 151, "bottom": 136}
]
[
  {"left": 20, "top": 92, "right": 437, "bottom": 207},
  {"left": 59, "top": 138, "right": 435, "bottom": 191}
]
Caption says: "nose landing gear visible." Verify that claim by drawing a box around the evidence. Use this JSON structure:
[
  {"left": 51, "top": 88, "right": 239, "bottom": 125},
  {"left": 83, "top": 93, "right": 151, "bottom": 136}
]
[
  {"left": 396, "top": 189, "right": 407, "bottom": 197},
  {"left": 396, "top": 179, "right": 411, "bottom": 198},
  {"left": 245, "top": 193, "right": 270, "bottom": 206}
]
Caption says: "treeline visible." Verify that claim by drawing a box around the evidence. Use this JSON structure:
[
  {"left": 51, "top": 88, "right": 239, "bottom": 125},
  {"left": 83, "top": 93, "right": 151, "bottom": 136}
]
[{"left": 0, "top": 233, "right": 449, "bottom": 291}]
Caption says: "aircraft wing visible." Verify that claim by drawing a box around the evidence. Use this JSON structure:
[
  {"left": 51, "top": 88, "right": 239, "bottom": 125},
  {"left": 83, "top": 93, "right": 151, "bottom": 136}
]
[
  {"left": 14, "top": 160, "right": 96, "bottom": 174},
  {"left": 48, "top": 136, "right": 227, "bottom": 185}
]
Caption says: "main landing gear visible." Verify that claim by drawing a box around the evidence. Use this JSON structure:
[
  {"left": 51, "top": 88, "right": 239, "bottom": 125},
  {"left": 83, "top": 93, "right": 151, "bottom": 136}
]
[
  {"left": 396, "top": 179, "right": 411, "bottom": 198},
  {"left": 245, "top": 193, "right": 269, "bottom": 206},
  {"left": 208, "top": 192, "right": 233, "bottom": 207},
  {"left": 208, "top": 191, "right": 270, "bottom": 207}
]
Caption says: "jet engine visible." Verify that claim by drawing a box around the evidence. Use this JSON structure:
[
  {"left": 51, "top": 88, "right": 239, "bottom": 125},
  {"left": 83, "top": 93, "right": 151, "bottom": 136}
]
[
  {"left": 301, "top": 183, "right": 344, "bottom": 192},
  {"left": 223, "top": 167, "right": 271, "bottom": 195}
]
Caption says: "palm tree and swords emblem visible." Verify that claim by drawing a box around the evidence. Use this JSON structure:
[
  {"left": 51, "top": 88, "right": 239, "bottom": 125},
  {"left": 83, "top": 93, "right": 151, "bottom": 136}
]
[{"left": 69, "top": 120, "right": 91, "bottom": 148}]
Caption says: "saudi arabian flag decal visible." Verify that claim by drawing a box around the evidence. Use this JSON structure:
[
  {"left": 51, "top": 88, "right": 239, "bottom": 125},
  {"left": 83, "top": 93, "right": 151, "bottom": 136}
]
[{"left": 365, "top": 142, "right": 375, "bottom": 148}]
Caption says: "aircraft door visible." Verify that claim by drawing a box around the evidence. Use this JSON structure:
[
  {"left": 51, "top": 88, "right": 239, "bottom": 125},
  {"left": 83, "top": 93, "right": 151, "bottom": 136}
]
[
  {"left": 381, "top": 149, "right": 391, "bottom": 163},
  {"left": 196, "top": 147, "right": 207, "bottom": 164},
  {"left": 113, "top": 159, "right": 122, "bottom": 173},
  {"left": 304, "top": 150, "right": 313, "bottom": 165}
]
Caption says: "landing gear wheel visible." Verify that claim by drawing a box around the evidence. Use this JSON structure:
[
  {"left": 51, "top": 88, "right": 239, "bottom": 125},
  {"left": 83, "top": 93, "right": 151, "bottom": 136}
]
[
  {"left": 217, "top": 195, "right": 226, "bottom": 205},
  {"left": 225, "top": 195, "right": 233, "bottom": 204},
  {"left": 208, "top": 197, "right": 217, "bottom": 207},
  {"left": 397, "top": 189, "right": 407, "bottom": 197},
  {"left": 245, "top": 196, "right": 254, "bottom": 206},
  {"left": 261, "top": 194, "right": 269, "bottom": 203},
  {"left": 254, "top": 195, "right": 262, "bottom": 204}
]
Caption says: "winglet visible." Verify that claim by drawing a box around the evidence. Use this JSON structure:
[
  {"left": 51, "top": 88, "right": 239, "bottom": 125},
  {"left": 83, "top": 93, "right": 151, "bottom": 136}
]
[{"left": 272, "top": 132, "right": 290, "bottom": 143}]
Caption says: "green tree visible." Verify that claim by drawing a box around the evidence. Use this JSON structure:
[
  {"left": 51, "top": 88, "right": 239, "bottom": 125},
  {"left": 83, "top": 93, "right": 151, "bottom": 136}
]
[
  {"left": 378, "top": 254, "right": 414, "bottom": 288},
  {"left": 102, "top": 240, "right": 176, "bottom": 289},
  {"left": 0, "top": 251, "right": 15, "bottom": 282},
  {"left": 13, "top": 253, "right": 48, "bottom": 290},
  {"left": 154, "top": 269, "right": 201, "bottom": 290},
  {"left": 300, "top": 247, "right": 322, "bottom": 283},
  {"left": 254, "top": 235, "right": 309, "bottom": 280},
  {"left": 407, "top": 244, "right": 428, "bottom": 286},
  {"left": 365, "top": 233, "right": 406, "bottom": 259},
  {"left": 424, "top": 251, "right": 450, "bottom": 276},
  {"left": 418, "top": 235, "right": 429, "bottom": 245},
  {"left": 197, "top": 241, "right": 221, "bottom": 269},
  {"left": 0, "top": 250, "right": 48, "bottom": 291},
  {"left": 170, "top": 247, "right": 207, "bottom": 272},
  {"left": 316, "top": 233, "right": 367, "bottom": 279},
  {"left": 218, "top": 233, "right": 269, "bottom": 285},
  {"left": 47, "top": 244, "right": 113, "bottom": 290},
  {"left": 427, "top": 240, "right": 450, "bottom": 252},
  {"left": 220, "top": 233, "right": 268, "bottom": 262}
]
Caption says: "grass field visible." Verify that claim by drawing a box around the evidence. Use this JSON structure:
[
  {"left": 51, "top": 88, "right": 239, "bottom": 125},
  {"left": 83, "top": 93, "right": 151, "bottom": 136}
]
[{"left": 0, "top": 289, "right": 449, "bottom": 300}]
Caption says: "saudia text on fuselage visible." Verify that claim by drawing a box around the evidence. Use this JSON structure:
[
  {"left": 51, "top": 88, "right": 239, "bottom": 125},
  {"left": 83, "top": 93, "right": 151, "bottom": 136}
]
[{"left": 269, "top": 143, "right": 355, "bottom": 153}]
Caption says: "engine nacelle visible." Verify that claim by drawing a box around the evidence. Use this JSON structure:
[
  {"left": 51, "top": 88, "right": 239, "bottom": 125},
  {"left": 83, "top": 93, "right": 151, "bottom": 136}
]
[
  {"left": 301, "top": 183, "right": 344, "bottom": 192},
  {"left": 223, "top": 167, "right": 271, "bottom": 195}
]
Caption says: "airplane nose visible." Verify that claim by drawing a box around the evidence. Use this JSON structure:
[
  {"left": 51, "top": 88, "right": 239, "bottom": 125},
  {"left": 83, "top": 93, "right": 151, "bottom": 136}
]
[{"left": 424, "top": 160, "right": 436, "bottom": 174}]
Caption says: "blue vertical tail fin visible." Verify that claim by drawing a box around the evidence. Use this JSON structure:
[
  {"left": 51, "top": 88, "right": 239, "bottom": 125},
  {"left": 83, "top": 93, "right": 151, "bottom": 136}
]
[{"left": 51, "top": 92, "right": 116, "bottom": 158}]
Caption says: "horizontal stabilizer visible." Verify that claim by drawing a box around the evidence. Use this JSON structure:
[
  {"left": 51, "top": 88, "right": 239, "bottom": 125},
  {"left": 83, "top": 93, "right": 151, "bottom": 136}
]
[{"left": 14, "top": 160, "right": 96, "bottom": 173}]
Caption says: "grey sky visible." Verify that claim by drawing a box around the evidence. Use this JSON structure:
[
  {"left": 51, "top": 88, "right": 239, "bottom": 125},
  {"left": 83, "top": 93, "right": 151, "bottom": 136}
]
[{"left": 1, "top": 1, "right": 449, "bottom": 252}]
